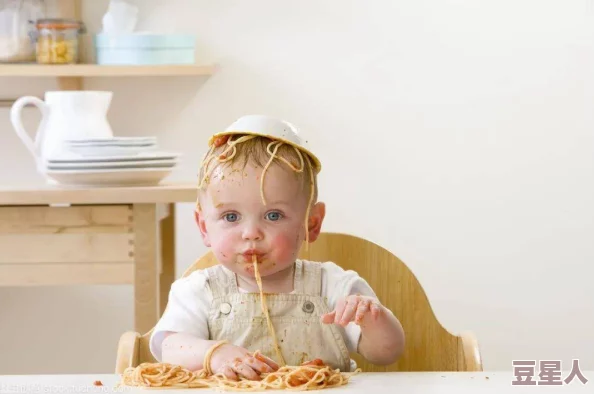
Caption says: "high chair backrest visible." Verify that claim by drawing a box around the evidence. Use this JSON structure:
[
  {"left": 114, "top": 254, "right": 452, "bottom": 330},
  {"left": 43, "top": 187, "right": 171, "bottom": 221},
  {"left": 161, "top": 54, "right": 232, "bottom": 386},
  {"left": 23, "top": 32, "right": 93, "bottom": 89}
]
[{"left": 124, "top": 232, "right": 482, "bottom": 372}]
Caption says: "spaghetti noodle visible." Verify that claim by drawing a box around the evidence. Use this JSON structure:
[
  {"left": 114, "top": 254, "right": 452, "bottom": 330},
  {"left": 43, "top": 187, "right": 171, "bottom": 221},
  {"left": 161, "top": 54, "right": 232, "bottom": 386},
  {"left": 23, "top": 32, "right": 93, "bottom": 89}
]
[
  {"left": 253, "top": 255, "right": 286, "bottom": 366},
  {"left": 119, "top": 257, "right": 361, "bottom": 391}
]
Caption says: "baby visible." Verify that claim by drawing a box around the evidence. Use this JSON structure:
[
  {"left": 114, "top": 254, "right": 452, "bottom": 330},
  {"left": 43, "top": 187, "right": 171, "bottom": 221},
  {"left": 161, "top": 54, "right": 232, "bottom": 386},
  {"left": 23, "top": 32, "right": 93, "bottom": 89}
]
[{"left": 150, "top": 115, "right": 405, "bottom": 381}]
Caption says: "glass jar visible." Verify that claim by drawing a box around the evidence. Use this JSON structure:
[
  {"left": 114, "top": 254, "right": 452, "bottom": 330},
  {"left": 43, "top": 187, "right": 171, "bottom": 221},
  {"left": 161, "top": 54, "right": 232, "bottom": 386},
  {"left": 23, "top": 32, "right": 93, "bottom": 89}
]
[
  {"left": 0, "top": 0, "right": 45, "bottom": 63},
  {"left": 33, "top": 18, "right": 85, "bottom": 64}
]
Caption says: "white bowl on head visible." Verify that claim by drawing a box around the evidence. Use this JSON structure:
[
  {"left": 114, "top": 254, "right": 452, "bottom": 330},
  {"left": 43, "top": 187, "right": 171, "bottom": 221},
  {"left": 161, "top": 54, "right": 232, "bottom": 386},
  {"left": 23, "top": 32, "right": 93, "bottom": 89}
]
[{"left": 208, "top": 115, "right": 321, "bottom": 173}]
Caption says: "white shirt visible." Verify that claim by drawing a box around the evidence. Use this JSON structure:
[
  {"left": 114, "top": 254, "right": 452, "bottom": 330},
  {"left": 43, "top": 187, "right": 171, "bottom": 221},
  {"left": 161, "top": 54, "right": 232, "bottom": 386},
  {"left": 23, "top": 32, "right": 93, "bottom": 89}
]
[{"left": 150, "top": 260, "right": 378, "bottom": 362}]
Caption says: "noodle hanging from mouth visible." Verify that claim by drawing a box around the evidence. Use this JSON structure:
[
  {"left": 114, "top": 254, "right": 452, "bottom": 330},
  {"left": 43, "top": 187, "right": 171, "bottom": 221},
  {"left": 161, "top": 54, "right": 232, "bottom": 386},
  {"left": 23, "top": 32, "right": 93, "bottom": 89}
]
[{"left": 252, "top": 254, "right": 286, "bottom": 366}]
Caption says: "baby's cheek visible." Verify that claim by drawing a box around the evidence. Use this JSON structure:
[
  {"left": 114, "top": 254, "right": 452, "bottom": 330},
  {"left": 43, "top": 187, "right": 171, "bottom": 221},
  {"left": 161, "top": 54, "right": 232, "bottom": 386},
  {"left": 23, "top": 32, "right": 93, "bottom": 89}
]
[
  {"left": 212, "top": 233, "right": 236, "bottom": 261},
  {"left": 272, "top": 232, "right": 300, "bottom": 261}
]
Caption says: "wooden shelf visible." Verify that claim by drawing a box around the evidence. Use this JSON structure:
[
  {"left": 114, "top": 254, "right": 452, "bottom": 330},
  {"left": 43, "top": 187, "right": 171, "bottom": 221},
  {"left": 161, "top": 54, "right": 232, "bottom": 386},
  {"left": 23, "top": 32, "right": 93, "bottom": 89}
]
[
  {"left": 0, "top": 64, "right": 216, "bottom": 78},
  {"left": 0, "top": 183, "right": 197, "bottom": 205}
]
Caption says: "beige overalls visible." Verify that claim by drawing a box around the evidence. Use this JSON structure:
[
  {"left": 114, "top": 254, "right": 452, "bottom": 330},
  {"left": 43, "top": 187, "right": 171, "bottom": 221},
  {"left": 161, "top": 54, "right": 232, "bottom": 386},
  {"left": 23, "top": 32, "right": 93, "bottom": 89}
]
[{"left": 205, "top": 260, "right": 353, "bottom": 371}]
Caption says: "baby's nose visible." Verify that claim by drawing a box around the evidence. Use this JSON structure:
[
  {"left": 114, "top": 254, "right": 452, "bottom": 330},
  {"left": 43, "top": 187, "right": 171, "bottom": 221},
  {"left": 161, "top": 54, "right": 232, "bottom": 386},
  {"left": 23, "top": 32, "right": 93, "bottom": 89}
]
[{"left": 241, "top": 224, "right": 263, "bottom": 241}]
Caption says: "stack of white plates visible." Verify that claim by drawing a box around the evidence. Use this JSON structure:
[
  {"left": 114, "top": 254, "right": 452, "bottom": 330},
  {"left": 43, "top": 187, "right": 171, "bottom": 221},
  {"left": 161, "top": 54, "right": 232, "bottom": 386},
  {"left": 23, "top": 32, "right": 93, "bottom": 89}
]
[{"left": 40, "top": 137, "right": 181, "bottom": 186}]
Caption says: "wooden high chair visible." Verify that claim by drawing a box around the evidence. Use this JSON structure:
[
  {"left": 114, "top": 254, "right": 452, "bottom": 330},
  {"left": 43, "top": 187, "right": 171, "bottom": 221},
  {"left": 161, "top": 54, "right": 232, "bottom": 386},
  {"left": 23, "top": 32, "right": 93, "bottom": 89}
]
[{"left": 115, "top": 232, "right": 483, "bottom": 373}]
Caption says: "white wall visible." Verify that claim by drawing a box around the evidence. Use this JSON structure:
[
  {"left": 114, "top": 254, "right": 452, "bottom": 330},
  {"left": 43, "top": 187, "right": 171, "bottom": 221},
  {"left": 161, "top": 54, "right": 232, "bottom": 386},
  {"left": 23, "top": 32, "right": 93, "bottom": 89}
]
[{"left": 0, "top": 0, "right": 592, "bottom": 374}]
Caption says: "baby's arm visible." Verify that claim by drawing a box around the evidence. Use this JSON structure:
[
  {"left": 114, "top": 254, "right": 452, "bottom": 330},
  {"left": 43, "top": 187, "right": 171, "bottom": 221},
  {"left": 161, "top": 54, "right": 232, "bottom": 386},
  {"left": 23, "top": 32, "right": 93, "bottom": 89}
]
[
  {"left": 161, "top": 331, "right": 218, "bottom": 371},
  {"left": 161, "top": 331, "right": 279, "bottom": 380},
  {"left": 322, "top": 296, "right": 405, "bottom": 365},
  {"left": 151, "top": 273, "right": 278, "bottom": 381}
]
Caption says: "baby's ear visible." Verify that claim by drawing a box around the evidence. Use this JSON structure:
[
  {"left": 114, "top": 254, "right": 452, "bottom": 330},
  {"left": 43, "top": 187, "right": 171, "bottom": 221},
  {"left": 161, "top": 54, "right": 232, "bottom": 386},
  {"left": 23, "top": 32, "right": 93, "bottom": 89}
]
[
  {"left": 194, "top": 209, "right": 211, "bottom": 247},
  {"left": 307, "top": 202, "right": 326, "bottom": 242}
]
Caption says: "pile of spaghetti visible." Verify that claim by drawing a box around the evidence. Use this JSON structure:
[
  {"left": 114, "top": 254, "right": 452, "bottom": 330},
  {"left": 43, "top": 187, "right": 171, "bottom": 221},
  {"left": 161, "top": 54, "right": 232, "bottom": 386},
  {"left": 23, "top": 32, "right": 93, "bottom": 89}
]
[{"left": 120, "top": 357, "right": 359, "bottom": 391}]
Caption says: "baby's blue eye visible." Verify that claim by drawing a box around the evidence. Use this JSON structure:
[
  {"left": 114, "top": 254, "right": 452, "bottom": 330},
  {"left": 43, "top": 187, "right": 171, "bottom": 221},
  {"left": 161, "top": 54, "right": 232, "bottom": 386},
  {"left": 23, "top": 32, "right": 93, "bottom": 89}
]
[
  {"left": 266, "top": 211, "right": 282, "bottom": 221},
  {"left": 224, "top": 213, "right": 239, "bottom": 222}
]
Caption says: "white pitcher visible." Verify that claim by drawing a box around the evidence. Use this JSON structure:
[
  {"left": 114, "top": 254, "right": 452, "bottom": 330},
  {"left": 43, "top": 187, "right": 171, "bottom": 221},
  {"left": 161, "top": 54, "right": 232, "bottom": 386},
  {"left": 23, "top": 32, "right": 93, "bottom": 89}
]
[{"left": 10, "top": 91, "right": 114, "bottom": 161}]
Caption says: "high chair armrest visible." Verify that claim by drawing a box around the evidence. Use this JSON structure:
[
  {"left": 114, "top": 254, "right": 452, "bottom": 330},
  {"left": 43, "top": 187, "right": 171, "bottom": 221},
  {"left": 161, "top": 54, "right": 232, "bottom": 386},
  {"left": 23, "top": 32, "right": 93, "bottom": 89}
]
[
  {"left": 115, "top": 331, "right": 141, "bottom": 374},
  {"left": 458, "top": 331, "right": 483, "bottom": 371}
]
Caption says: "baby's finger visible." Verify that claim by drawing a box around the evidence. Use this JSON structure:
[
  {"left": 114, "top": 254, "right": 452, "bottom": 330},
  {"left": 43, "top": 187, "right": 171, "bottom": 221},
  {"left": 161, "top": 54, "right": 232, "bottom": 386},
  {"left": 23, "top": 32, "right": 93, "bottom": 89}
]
[
  {"left": 355, "top": 299, "right": 371, "bottom": 324},
  {"left": 231, "top": 360, "right": 261, "bottom": 381},
  {"left": 243, "top": 355, "right": 274, "bottom": 374},
  {"left": 333, "top": 298, "right": 347, "bottom": 325},
  {"left": 320, "top": 311, "right": 336, "bottom": 324},
  {"left": 339, "top": 297, "right": 359, "bottom": 326},
  {"left": 371, "top": 302, "right": 382, "bottom": 319},
  {"left": 254, "top": 352, "right": 280, "bottom": 371},
  {"left": 217, "top": 364, "right": 239, "bottom": 381}
]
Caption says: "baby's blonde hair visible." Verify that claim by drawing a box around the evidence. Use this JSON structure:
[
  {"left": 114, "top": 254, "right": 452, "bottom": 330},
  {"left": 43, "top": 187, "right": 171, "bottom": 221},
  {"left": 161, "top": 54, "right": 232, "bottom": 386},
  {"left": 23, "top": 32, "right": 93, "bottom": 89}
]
[{"left": 197, "top": 134, "right": 319, "bottom": 244}]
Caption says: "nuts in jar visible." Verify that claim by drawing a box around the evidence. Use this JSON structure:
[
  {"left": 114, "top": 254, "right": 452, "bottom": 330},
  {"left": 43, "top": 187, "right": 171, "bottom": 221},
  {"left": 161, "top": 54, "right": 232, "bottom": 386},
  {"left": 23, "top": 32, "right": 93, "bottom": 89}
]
[{"left": 33, "top": 18, "right": 86, "bottom": 64}]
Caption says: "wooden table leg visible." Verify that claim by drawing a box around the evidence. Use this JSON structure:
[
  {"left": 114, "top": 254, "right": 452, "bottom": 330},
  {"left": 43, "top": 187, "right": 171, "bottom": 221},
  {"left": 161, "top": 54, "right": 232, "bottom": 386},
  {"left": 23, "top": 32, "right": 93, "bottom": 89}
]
[
  {"left": 132, "top": 204, "right": 158, "bottom": 334},
  {"left": 159, "top": 203, "right": 176, "bottom": 316}
]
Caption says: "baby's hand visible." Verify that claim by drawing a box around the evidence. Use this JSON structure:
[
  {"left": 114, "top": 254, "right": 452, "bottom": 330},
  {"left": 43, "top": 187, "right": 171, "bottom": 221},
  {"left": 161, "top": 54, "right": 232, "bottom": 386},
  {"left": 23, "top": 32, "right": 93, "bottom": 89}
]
[
  {"left": 209, "top": 343, "right": 279, "bottom": 381},
  {"left": 321, "top": 295, "right": 382, "bottom": 327}
]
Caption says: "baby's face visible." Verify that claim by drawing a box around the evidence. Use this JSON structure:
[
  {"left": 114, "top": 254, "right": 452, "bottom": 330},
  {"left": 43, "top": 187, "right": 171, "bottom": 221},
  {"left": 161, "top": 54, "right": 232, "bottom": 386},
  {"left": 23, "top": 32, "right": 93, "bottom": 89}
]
[{"left": 197, "top": 162, "right": 310, "bottom": 278}]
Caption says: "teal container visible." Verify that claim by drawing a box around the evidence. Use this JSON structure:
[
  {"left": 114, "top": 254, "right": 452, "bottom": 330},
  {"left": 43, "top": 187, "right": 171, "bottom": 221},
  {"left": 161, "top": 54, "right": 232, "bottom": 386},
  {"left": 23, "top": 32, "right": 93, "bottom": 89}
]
[{"left": 94, "top": 34, "right": 196, "bottom": 65}]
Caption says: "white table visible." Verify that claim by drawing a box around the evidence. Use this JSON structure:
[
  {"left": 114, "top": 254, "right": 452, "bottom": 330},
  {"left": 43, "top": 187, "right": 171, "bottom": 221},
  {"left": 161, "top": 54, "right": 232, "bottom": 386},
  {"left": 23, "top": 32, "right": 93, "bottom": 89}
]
[{"left": 0, "top": 372, "right": 591, "bottom": 393}]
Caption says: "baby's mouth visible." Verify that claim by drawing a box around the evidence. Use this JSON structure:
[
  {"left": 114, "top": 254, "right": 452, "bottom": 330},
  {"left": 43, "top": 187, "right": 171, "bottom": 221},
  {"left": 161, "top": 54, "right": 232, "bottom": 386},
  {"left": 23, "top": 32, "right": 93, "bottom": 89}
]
[{"left": 241, "top": 250, "right": 265, "bottom": 263}]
